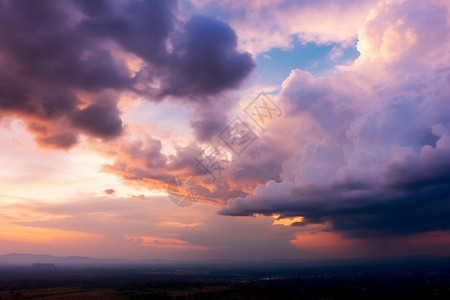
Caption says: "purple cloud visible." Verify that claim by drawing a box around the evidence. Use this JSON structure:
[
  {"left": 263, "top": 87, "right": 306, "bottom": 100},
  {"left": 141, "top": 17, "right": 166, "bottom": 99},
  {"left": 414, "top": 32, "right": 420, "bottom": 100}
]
[
  {"left": 0, "top": 0, "right": 254, "bottom": 148},
  {"left": 219, "top": 0, "right": 450, "bottom": 239}
]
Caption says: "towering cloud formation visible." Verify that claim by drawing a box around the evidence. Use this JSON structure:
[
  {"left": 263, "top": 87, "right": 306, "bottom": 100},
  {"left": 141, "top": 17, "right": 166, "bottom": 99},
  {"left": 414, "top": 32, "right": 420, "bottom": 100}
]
[
  {"left": 220, "top": 0, "right": 450, "bottom": 239},
  {"left": 0, "top": 0, "right": 254, "bottom": 148}
]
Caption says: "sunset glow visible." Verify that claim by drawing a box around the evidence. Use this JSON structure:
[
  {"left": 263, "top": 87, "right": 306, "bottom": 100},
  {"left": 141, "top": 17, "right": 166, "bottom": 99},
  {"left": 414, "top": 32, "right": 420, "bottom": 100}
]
[{"left": 0, "top": 0, "right": 449, "bottom": 262}]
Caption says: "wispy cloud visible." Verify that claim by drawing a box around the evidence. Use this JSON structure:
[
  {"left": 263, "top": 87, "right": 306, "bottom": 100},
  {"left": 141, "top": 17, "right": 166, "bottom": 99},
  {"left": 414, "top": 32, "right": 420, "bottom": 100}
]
[{"left": 124, "top": 234, "right": 216, "bottom": 250}]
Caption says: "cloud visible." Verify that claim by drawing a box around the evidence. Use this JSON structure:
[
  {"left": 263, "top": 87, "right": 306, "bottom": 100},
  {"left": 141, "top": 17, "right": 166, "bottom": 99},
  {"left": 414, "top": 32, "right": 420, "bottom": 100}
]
[
  {"left": 36, "top": 132, "right": 79, "bottom": 149},
  {"left": 157, "top": 16, "right": 255, "bottom": 97},
  {"left": 0, "top": 0, "right": 254, "bottom": 148},
  {"left": 124, "top": 234, "right": 215, "bottom": 250},
  {"left": 356, "top": 0, "right": 450, "bottom": 73},
  {"left": 219, "top": 0, "right": 450, "bottom": 239},
  {"left": 72, "top": 97, "right": 123, "bottom": 138},
  {"left": 192, "top": 0, "right": 380, "bottom": 54},
  {"left": 189, "top": 95, "right": 237, "bottom": 142},
  {"left": 98, "top": 107, "right": 296, "bottom": 205},
  {"left": 104, "top": 188, "right": 116, "bottom": 195},
  {"left": 77, "top": 0, "right": 255, "bottom": 98},
  {"left": 100, "top": 135, "right": 197, "bottom": 187}
]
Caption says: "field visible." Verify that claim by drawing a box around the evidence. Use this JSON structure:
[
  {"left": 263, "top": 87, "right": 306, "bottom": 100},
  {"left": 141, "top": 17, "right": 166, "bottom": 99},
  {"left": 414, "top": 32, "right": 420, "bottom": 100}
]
[{"left": 0, "top": 257, "right": 449, "bottom": 299}]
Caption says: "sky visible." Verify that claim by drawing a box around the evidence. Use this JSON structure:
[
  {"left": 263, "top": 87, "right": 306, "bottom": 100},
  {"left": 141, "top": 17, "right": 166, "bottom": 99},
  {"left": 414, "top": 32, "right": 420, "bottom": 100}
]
[{"left": 0, "top": 0, "right": 450, "bottom": 260}]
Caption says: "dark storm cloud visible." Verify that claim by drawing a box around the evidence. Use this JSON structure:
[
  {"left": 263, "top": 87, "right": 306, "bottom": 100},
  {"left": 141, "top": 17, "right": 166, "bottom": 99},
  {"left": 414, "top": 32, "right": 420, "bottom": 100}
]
[
  {"left": 0, "top": 0, "right": 254, "bottom": 147},
  {"left": 0, "top": 0, "right": 132, "bottom": 92},
  {"left": 0, "top": 0, "right": 129, "bottom": 147},
  {"left": 220, "top": 159, "right": 450, "bottom": 239},
  {"left": 77, "top": 0, "right": 176, "bottom": 63},
  {"left": 159, "top": 16, "right": 255, "bottom": 97},
  {"left": 72, "top": 98, "right": 123, "bottom": 138},
  {"left": 76, "top": 0, "right": 255, "bottom": 98}
]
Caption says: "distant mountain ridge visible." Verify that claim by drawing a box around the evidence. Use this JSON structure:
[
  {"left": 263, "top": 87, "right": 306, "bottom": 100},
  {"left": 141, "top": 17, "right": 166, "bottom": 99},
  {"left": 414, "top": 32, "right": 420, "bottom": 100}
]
[
  {"left": 0, "top": 253, "right": 240, "bottom": 266},
  {"left": 0, "top": 253, "right": 448, "bottom": 267},
  {"left": 0, "top": 253, "right": 142, "bottom": 266}
]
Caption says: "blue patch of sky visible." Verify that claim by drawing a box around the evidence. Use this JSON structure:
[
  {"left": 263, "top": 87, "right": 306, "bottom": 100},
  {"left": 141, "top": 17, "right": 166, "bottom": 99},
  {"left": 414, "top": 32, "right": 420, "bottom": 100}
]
[
  {"left": 246, "top": 38, "right": 361, "bottom": 93},
  {"left": 180, "top": 1, "right": 360, "bottom": 90}
]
